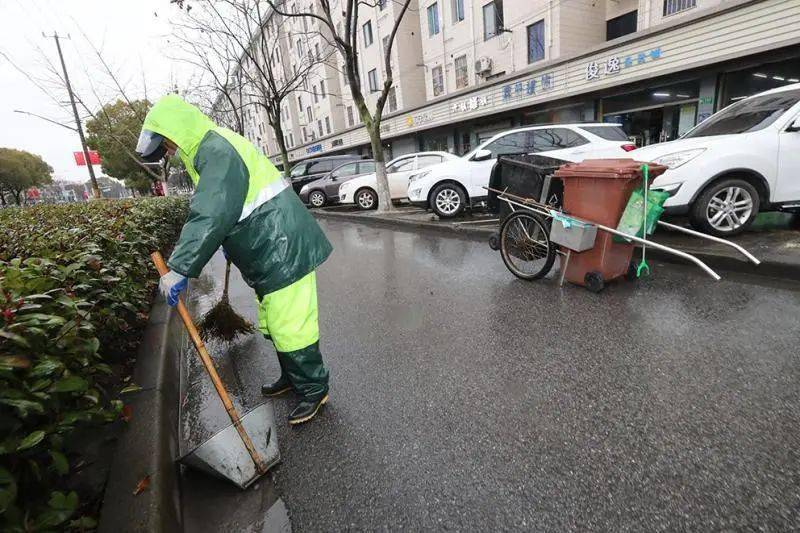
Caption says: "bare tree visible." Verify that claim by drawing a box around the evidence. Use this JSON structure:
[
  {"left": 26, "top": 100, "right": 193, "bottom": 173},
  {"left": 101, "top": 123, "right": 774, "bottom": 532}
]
[
  {"left": 6, "top": 32, "right": 170, "bottom": 194},
  {"left": 172, "top": 0, "right": 332, "bottom": 176},
  {"left": 268, "top": 0, "right": 413, "bottom": 213}
]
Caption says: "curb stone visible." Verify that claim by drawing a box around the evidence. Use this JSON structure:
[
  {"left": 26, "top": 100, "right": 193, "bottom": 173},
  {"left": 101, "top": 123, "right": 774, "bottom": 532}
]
[
  {"left": 98, "top": 291, "right": 184, "bottom": 533},
  {"left": 313, "top": 209, "right": 800, "bottom": 281},
  {"left": 312, "top": 208, "right": 494, "bottom": 241}
]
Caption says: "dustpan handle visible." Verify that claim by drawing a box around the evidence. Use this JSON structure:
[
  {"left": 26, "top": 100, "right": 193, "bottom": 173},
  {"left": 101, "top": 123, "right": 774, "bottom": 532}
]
[{"left": 151, "top": 252, "right": 267, "bottom": 474}]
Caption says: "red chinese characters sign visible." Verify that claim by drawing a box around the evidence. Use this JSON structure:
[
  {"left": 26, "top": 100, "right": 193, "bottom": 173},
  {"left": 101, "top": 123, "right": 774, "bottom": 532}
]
[{"left": 73, "top": 151, "right": 101, "bottom": 166}]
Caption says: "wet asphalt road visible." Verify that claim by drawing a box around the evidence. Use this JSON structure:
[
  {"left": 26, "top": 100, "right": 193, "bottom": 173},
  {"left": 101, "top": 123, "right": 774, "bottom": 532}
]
[{"left": 182, "top": 218, "right": 800, "bottom": 532}]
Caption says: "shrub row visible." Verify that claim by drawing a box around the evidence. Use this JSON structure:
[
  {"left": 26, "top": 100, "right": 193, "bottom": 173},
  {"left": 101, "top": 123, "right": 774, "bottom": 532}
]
[{"left": 0, "top": 197, "right": 189, "bottom": 531}]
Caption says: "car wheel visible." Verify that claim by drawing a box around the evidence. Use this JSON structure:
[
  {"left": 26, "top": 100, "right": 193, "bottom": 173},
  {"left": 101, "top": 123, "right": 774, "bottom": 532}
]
[
  {"left": 356, "top": 188, "right": 378, "bottom": 210},
  {"left": 309, "top": 190, "right": 327, "bottom": 208},
  {"left": 690, "top": 178, "right": 760, "bottom": 236},
  {"left": 430, "top": 183, "right": 466, "bottom": 218}
]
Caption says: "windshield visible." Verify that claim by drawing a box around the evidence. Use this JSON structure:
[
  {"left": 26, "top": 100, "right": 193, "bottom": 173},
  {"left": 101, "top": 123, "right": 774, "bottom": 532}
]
[
  {"left": 290, "top": 163, "right": 307, "bottom": 178},
  {"left": 580, "top": 126, "right": 628, "bottom": 141},
  {"left": 684, "top": 89, "right": 800, "bottom": 138}
]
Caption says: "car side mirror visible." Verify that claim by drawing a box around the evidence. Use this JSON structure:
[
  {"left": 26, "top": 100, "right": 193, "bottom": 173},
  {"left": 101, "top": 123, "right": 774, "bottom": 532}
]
[
  {"left": 472, "top": 148, "right": 493, "bottom": 162},
  {"left": 788, "top": 118, "right": 800, "bottom": 133}
]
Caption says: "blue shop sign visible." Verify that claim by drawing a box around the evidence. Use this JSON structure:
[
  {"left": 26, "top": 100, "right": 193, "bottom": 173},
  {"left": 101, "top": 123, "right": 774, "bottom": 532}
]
[
  {"left": 585, "top": 47, "right": 663, "bottom": 81},
  {"left": 502, "top": 71, "right": 556, "bottom": 102},
  {"left": 306, "top": 144, "right": 323, "bottom": 154}
]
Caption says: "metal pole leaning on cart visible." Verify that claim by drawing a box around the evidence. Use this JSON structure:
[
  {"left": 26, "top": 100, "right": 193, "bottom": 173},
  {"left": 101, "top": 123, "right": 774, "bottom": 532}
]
[
  {"left": 486, "top": 187, "right": 723, "bottom": 281},
  {"left": 656, "top": 220, "right": 761, "bottom": 265}
]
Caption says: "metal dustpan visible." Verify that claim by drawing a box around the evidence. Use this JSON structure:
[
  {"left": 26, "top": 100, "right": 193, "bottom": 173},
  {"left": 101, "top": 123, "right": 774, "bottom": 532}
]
[
  {"left": 152, "top": 252, "right": 279, "bottom": 490},
  {"left": 180, "top": 402, "right": 280, "bottom": 489}
]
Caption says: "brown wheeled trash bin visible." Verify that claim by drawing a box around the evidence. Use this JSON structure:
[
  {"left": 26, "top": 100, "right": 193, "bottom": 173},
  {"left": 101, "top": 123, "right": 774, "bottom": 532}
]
[{"left": 553, "top": 159, "right": 668, "bottom": 290}]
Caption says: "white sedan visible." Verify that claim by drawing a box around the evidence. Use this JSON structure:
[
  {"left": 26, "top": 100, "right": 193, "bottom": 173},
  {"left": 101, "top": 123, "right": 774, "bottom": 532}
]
[{"left": 339, "top": 151, "right": 458, "bottom": 210}]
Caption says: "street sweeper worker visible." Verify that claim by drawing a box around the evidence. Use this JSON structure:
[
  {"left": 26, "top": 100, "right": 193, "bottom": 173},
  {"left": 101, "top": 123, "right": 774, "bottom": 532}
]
[{"left": 135, "top": 94, "right": 333, "bottom": 425}]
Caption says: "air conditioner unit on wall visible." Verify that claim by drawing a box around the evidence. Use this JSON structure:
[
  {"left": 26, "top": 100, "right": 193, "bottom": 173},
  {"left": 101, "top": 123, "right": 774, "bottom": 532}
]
[{"left": 474, "top": 57, "right": 493, "bottom": 75}]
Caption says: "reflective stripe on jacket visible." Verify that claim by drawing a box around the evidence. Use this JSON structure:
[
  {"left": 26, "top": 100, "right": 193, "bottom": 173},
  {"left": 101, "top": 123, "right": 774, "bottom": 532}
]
[{"left": 142, "top": 95, "right": 332, "bottom": 296}]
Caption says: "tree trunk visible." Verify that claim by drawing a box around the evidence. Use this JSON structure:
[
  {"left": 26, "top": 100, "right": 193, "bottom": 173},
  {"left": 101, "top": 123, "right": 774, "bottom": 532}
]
[
  {"left": 12, "top": 190, "right": 21, "bottom": 206},
  {"left": 271, "top": 120, "right": 291, "bottom": 178},
  {"left": 367, "top": 124, "right": 392, "bottom": 213},
  {"left": 0, "top": 192, "right": 6, "bottom": 207}
]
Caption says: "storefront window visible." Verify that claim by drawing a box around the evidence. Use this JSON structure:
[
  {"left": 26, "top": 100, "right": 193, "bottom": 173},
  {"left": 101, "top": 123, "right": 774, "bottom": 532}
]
[
  {"left": 603, "top": 81, "right": 699, "bottom": 146},
  {"left": 720, "top": 57, "right": 800, "bottom": 108}
]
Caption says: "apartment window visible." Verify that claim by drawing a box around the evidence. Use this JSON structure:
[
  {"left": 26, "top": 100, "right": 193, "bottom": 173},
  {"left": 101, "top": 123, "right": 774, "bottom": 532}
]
[
  {"left": 431, "top": 65, "right": 444, "bottom": 96},
  {"left": 342, "top": 65, "right": 349, "bottom": 86},
  {"left": 289, "top": 32, "right": 293, "bottom": 48},
  {"left": 320, "top": 80, "right": 326, "bottom": 98},
  {"left": 452, "top": 0, "right": 465, "bottom": 23},
  {"left": 313, "top": 85, "right": 319, "bottom": 103},
  {"left": 325, "top": 116, "right": 331, "bottom": 134},
  {"left": 363, "top": 21, "right": 374, "bottom": 47},
  {"left": 527, "top": 20, "right": 545, "bottom": 64},
  {"left": 454, "top": 55, "right": 468, "bottom": 89},
  {"left": 296, "top": 39, "right": 303, "bottom": 57},
  {"left": 368, "top": 68, "right": 379, "bottom": 92},
  {"left": 346, "top": 106, "right": 355, "bottom": 127},
  {"left": 427, "top": 3, "right": 440, "bottom": 36},
  {"left": 297, "top": 95, "right": 303, "bottom": 113},
  {"left": 606, "top": 10, "right": 637, "bottom": 40},
  {"left": 482, "top": 0, "right": 504, "bottom": 40},
  {"left": 663, "top": 0, "right": 696, "bottom": 16},
  {"left": 306, "top": 106, "right": 312, "bottom": 123},
  {"left": 317, "top": 120, "right": 323, "bottom": 137},
  {"left": 387, "top": 87, "right": 397, "bottom": 112},
  {"left": 315, "top": 43, "right": 320, "bottom": 59}
]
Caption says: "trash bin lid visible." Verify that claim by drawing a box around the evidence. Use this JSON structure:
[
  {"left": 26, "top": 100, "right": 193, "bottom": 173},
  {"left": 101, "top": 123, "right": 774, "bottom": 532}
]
[{"left": 554, "top": 159, "right": 668, "bottom": 180}]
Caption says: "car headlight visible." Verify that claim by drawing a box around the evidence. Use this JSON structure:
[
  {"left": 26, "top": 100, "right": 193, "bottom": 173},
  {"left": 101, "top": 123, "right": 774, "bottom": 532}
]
[
  {"left": 409, "top": 170, "right": 431, "bottom": 183},
  {"left": 652, "top": 148, "right": 705, "bottom": 169},
  {"left": 300, "top": 184, "right": 309, "bottom": 193}
]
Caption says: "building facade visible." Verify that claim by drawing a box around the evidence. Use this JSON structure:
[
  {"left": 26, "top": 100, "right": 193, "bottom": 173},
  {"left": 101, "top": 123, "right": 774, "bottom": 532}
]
[{"left": 229, "top": 0, "right": 800, "bottom": 167}]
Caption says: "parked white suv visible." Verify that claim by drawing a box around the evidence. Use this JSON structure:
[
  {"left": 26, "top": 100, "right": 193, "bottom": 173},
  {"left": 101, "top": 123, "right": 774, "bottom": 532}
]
[
  {"left": 636, "top": 84, "right": 800, "bottom": 236},
  {"left": 406, "top": 123, "right": 636, "bottom": 218},
  {"left": 339, "top": 151, "right": 458, "bottom": 210}
]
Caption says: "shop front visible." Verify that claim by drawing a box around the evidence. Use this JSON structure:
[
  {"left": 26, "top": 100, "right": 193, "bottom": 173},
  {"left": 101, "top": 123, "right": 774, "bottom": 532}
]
[{"left": 601, "top": 79, "right": 701, "bottom": 146}]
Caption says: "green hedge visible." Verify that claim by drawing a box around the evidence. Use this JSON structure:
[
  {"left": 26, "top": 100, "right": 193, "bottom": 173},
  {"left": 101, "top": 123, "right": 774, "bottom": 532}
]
[{"left": 0, "top": 197, "right": 189, "bottom": 531}]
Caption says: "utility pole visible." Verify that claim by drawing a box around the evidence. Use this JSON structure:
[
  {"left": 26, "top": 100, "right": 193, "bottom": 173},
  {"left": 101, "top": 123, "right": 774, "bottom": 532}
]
[{"left": 45, "top": 32, "right": 102, "bottom": 199}]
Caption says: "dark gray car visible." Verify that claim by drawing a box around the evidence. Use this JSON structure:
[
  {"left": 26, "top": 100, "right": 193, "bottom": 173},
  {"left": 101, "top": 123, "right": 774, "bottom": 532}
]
[
  {"left": 288, "top": 154, "right": 362, "bottom": 194},
  {"left": 299, "top": 160, "right": 376, "bottom": 207}
]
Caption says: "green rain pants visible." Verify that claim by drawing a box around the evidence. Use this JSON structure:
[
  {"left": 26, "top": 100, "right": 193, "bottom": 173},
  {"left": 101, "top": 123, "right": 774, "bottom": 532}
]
[{"left": 257, "top": 271, "right": 329, "bottom": 400}]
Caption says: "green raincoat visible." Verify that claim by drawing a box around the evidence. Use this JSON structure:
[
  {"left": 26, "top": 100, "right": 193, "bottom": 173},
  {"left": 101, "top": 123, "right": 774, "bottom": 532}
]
[{"left": 143, "top": 95, "right": 332, "bottom": 298}]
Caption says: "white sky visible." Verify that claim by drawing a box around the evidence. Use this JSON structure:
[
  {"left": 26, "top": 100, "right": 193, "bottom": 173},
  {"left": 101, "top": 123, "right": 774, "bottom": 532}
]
[{"left": 0, "top": 0, "right": 194, "bottom": 181}]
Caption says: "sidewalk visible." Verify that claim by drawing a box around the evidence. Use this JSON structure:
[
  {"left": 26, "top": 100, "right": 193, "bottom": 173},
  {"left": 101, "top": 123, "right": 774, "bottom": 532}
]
[{"left": 313, "top": 205, "right": 800, "bottom": 280}]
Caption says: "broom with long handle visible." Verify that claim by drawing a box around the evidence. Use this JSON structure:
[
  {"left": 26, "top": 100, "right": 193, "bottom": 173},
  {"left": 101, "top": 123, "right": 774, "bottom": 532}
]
[
  {"left": 151, "top": 252, "right": 266, "bottom": 474},
  {"left": 197, "top": 255, "right": 256, "bottom": 342}
]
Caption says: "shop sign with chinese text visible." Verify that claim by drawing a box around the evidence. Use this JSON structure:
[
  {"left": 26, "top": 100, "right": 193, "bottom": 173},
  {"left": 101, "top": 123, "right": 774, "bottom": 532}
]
[{"left": 585, "top": 47, "right": 663, "bottom": 81}]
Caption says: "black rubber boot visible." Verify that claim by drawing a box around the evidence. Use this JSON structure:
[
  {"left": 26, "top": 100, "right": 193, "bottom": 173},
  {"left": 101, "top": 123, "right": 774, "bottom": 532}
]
[
  {"left": 288, "top": 394, "right": 329, "bottom": 425},
  {"left": 280, "top": 342, "right": 330, "bottom": 425},
  {"left": 261, "top": 376, "right": 292, "bottom": 397},
  {"left": 261, "top": 347, "right": 292, "bottom": 397}
]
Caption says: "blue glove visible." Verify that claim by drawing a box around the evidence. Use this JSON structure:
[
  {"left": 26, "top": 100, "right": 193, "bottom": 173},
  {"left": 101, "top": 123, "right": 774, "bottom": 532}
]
[{"left": 159, "top": 270, "right": 188, "bottom": 307}]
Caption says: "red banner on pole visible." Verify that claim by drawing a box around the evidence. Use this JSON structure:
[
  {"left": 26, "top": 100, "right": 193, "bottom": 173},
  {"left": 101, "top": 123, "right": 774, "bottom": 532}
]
[{"left": 73, "top": 151, "right": 101, "bottom": 165}]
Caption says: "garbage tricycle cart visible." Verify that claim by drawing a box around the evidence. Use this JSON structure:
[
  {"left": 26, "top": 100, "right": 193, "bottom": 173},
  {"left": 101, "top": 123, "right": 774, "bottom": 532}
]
[{"left": 487, "top": 159, "right": 761, "bottom": 292}]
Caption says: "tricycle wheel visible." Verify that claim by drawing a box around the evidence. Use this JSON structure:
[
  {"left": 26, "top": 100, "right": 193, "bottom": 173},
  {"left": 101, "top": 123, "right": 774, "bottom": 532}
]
[
  {"left": 584, "top": 271, "right": 605, "bottom": 293},
  {"left": 499, "top": 211, "right": 556, "bottom": 281},
  {"left": 488, "top": 232, "right": 500, "bottom": 251}
]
